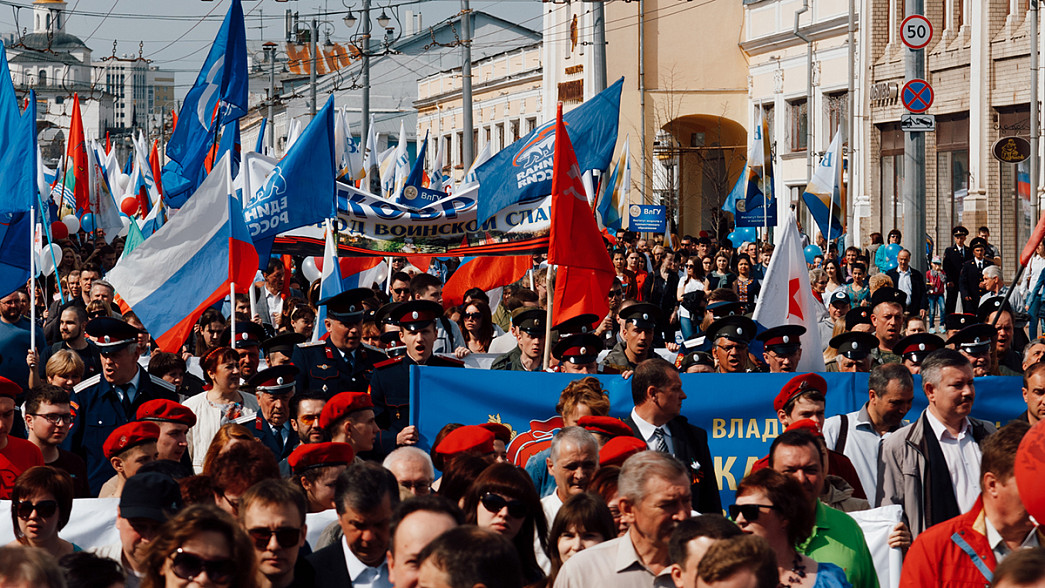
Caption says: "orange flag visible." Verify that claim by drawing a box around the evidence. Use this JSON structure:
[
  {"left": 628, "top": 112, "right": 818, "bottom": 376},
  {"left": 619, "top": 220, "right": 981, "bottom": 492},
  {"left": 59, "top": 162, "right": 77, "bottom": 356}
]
[
  {"left": 61, "top": 93, "right": 90, "bottom": 215},
  {"left": 150, "top": 139, "right": 164, "bottom": 196},
  {"left": 547, "top": 103, "right": 615, "bottom": 325}
]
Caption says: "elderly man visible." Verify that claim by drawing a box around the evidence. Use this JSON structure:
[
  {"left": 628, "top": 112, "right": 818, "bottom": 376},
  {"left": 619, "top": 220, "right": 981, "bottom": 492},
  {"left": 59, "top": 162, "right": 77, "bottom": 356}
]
[
  {"left": 869, "top": 287, "right": 907, "bottom": 365},
  {"left": 70, "top": 317, "right": 178, "bottom": 494},
  {"left": 387, "top": 495, "right": 463, "bottom": 588},
  {"left": 1022, "top": 339, "right": 1045, "bottom": 371},
  {"left": 755, "top": 325, "right": 805, "bottom": 373},
  {"left": 308, "top": 462, "right": 400, "bottom": 587},
  {"left": 623, "top": 358, "right": 720, "bottom": 514},
  {"left": 768, "top": 430, "right": 880, "bottom": 588},
  {"left": 823, "top": 364, "right": 914, "bottom": 503},
  {"left": 603, "top": 303, "right": 663, "bottom": 372},
  {"left": 248, "top": 365, "right": 300, "bottom": 461},
  {"left": 900, "top": 422, "right": 1040, "bottom": 585},
  {"left": 886, "top": 249, "right": 926, "bottom": 316},
  {"left": 555, "top": 452, "right": 693, "bottom": 588},
  {"left": 877, "top": 349, "right": 997, "bottom": 537},
  {"left": 707, "top": 316, "right": 757, "bottom": 374},
  {"left": 543, "top": 426, "right": 600, "bottom": 522},
  {"left": 240, "top": 479, "right": 315, "bottom": 588},
  {"left": 383, "top": 446, "right": 435, "bottom": 497}
]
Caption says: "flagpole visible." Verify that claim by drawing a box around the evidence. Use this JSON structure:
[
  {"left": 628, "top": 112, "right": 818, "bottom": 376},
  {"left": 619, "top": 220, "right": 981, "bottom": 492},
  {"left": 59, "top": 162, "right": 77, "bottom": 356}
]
[
  {"left": 541, "top": 264, "right": 554, "bottom": 370},
  {"left": 29, "top": 204, "right": 36, "bottom": 352},
  {"left": 760, "top": 103, "right": 768, "bottom": 245}
]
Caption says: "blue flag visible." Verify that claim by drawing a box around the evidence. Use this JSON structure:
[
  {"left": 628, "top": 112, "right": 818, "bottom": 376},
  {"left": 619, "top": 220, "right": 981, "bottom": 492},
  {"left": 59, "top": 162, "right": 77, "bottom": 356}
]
[
  {"left": 475, "top": 78, "right": 623, "bottom": 224},
  {"left": 243, "top": 95, "right": 336, "bottom": 266},
  {"left": 166, "top": 0, "right": 247, "bottom": 185},
  {"left": 0, "top": 210, "right": 31, "bottom": 298},
  {"left": 0, "top": 48, "right": 35, "bottom": 215}
]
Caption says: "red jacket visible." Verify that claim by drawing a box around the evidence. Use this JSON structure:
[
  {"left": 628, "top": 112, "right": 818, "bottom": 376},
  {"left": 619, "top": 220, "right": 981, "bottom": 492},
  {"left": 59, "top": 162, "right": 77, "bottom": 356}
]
[{"left": 900, "top": 496, "right": 1001, "bottom": 587}]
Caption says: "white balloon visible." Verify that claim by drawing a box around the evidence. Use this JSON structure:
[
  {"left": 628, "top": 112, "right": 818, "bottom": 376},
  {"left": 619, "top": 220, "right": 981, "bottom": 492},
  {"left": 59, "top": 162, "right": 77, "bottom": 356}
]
[
  {"left": 36, "top": 247, "right": 55, "bottom": 276},
  {"left": 301, "top": 257, "right": 321, "bottom": 284},
  {"left": 62, "top": 214, "right": 80, "bottom": 235},
  {"left": 115, "top": 173, "right": 130, "bottom": 194},
  {"left": 118, "top": 216, "right": 131, "bottom": 238}
]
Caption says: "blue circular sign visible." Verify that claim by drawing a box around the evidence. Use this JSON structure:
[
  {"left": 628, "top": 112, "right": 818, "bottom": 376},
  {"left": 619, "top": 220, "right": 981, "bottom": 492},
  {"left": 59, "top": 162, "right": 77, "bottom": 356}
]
[{"left": 901, "top": 79, "right": 934, "bottom": 114}]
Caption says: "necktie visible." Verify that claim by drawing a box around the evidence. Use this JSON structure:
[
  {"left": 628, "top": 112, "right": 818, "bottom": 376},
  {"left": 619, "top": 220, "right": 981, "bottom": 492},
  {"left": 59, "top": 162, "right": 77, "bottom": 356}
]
[
  {"left": 653, "top": 428, "right": 669, "bottom": 454},
  {"left": 118, "top": 385, "right": 132, "bottom": 416},
  {"left": 273, "top": 424, "right": 284, "bottom": 452}
]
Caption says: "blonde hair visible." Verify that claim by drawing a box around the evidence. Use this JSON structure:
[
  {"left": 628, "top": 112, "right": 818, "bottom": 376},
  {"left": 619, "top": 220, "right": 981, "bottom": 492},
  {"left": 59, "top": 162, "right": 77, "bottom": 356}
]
[{"left": 45, "top": 350, "right": 84, "bottom": 380}]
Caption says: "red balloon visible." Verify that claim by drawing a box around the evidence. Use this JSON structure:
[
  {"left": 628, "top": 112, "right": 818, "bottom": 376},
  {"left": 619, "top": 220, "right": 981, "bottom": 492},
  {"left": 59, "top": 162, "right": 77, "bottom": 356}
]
[
  {"left": 1015, "top": 419, "right": 1045, "bottom": 522},
  {"left": 120, "top": 197, "right": 139, "bottom": 216},
  {"left": 50, "top": 221, "right": 69, "bottom": 241}
]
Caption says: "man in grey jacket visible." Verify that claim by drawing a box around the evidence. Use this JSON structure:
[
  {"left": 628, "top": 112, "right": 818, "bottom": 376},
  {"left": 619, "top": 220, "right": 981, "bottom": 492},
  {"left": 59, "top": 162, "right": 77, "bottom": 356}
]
[{"left": 877, "top": 348, "right": 996, "bottom": 537}]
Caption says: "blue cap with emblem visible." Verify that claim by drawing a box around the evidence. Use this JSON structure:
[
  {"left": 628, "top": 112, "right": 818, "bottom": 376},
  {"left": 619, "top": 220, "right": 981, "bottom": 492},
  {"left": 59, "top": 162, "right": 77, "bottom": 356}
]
[
  {"left": 86, "top": 317, "right": 143, "bottom": 353},
  {"left": 319, "top": 287, "right": 374, "bottom": 324},
  {"left": 246, "top": 364, "right": 299, "bottom": 394}
]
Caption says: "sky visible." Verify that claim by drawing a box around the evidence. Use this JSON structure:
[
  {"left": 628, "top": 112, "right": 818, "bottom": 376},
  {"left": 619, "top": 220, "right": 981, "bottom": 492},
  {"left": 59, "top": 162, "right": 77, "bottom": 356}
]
[{"left": 0, "top": 0, "right": 542, "bottom": 101}]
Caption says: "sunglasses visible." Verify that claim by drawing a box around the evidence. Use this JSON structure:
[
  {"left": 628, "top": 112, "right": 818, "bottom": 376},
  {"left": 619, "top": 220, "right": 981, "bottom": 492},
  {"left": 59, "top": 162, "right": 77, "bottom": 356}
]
[
  {"left": 728, "top": 503, "right": 777, "bottom": 522},
  {"left": 480, "top": 492, "right": 527, "bottom": 519},
  {"left": 463, "top": 312, "right": 482, "bottom": 320},
  {"left": 392, "top": 288, "right": 410, "bottom": 294},
  {"left": 247, "top": 527, "right": 301, "bottom": 550},
  {"left": 609, "top": 290, "right": 623, "bottom": 297},
  {"left": 169, "top": 549, "right": 235, "bottom": 584},
  {"left": 296, "top": 413, "right": 320, "bottom": 425},
  {"left": 16, "top": 499, "right": 58, "bottom": 520}
]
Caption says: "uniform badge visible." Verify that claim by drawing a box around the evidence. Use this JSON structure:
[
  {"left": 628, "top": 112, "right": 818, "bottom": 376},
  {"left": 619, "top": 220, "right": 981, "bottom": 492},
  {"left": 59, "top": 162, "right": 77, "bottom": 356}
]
[{"left": 316, "top": 364, "right": 330, "bottom": 370}]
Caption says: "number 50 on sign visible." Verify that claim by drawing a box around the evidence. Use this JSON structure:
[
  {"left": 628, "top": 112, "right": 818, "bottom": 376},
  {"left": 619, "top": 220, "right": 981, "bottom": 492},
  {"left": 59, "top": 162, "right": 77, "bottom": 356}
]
[{"left": 901, "top": 15, "right": 932, "bottom": 50}]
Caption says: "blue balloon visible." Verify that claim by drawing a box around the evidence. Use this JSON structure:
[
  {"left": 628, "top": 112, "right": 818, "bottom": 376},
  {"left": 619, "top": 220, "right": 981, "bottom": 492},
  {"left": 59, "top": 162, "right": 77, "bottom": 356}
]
[
  {"left": 80, "top": 213, "right": 95, "bottom": 234},
  {"left": 728, "top": 231, "right": 743, "bottom": 248},
  {"left": 804, "top": 245, "right": 823, "bottom": 265},
  {"left": 884, "top": 243, "right": 902, "bottom": 259},
  {"left": 739, "top": 227, "right": 758, "bottom": 243}
]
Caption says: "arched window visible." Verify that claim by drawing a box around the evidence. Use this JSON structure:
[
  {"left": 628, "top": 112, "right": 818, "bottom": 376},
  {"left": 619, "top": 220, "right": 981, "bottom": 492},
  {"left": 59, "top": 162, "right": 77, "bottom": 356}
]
[{"left": 39, "top": 70, "right": 46, "bottom": 86}]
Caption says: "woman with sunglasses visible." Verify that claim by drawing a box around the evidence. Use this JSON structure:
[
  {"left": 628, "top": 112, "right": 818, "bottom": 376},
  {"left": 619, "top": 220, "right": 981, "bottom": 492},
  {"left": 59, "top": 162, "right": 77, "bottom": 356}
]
[
  {"left": 141, "top": 504, "right": 256, "bottom": 588},
  {"left": 184, "top": 346, "right": 260, "bottom": 474},
  {"left": 731, "top": 469, "right": 850, "bottom": 588},
  {"left": 677, "top": 255, "right": 707, "bottom": 340},
  {"left": 545, "top": 492, "right": 616, "bottom": 587},
  {"left": 457, "top": 300, "right": 497, "bottom": 354},
  {"left": 8, "top": 466, "right": 78, "bottom": 557},
  {"left": 462, "top": 462, "right": 548, "bottom": 584}
]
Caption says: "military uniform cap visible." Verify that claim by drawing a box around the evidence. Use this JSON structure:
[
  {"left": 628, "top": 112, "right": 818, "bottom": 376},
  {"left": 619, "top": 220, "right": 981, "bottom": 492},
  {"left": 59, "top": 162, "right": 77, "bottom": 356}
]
[
  {"left": 707, "top": 315, "right": 757, "bottom": 345},
  {"left": 219, "top": 321, "right": 266, "bottom": 349},
  {"left": 947, "top": 323, "right": 996, "bottom": 355},
  {"left": 319, "top": 287, "right": 374, "bottom": 323},
  {"left": 246, "top": 364, "right": 299, "bottom": 394},
  {"left": 830, "top": 331, "right": 879, "bottom": 360},
  {"left": 552, "top": 314, "right": 599, "bottom": 336},
  {"left": 391, "top": 300, "right": 444, "bottom": 332},
  {"left": 944, "top": 313, "right": 980, "bottom": 331},
  {"left": 552, "top": 333, "right": 603, "bottom": 364},
  {"left": 599, "top": 436, "right": 647, "bottom": 468},
  {"left": 892, "top": 333, "right": 945, "bottom": 365},
  {"left": 619, "top": 302, "right": 663, "bottom": 330},
  {"left": 103, "top": 421, "right": 160, "bottom": 459},
  {"left": 774, "top": 373, "right": 827, "bottom": 413},
  {"left": 287, "top": 442, "right": 355, "bottom": 474},
  {"left": 707, "top": 300, "right": 743, "bottom": 320},
  {"left": 511, "top": 307, "right": 547, "bottom": 335},
  {"left": 844, "top": 307, "right": 872, "bottom": 331},
  {"left": 679, "top": 351, "right": 715, "bottom": 372},
  {"left": 756, "top": 324, "right": 806, "bottom": 355},
  {"left": 977, "top": 296, "right": 1012, "bottom": 322},
  {"left": 970, "top": 237, "right": 989, "bottom": 250},
  {"left": 952, "top": 226, "right": 969, "bottom": 237},
  {"left": 136, "top": 399, "right": 197, "bottom": 427},
  {"left": 871, "top": 286, "right": 907, "bottom": 311},
  {"left": 374, "top": 302, "right": 403, "bottom": 325},
  {"left": 262, "top": 332, "right": 306, "bottom": 358},
  {"left": 87, "top": 317, "right": 143, "bottom": 352}
]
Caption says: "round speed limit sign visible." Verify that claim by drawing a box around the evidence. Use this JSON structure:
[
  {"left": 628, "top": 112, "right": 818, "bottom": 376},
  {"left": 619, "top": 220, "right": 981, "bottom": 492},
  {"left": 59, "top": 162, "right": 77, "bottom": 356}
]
[{"left": 901, "top": 15, "right": 932, "bottom": 50}]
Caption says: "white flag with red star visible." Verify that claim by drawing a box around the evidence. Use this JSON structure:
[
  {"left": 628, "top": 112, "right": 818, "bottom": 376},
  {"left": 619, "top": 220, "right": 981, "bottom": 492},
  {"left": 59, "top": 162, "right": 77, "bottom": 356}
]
[{"left": 752, "top": 212, "right": 826, "bottom": 371}]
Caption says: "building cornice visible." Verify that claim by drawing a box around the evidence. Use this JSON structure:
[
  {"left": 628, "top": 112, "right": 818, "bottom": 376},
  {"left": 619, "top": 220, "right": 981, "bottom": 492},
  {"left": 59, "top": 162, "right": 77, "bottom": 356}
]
[
  {"left": 414, "top": 70, "right": 542, "bottom": 109},
  {"left": 741, "top": 15, "right": 851, "bottom": 55}
]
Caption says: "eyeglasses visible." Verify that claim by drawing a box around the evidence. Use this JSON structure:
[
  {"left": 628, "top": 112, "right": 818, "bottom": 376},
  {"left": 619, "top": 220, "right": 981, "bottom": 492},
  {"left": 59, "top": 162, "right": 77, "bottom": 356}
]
[
  {"left": 16, "top": 499, "right": 58, "bottom": 520},
  {"left": 463, "top": 312, "right": 482, "bottom": 320},
  {"left": 220, "top": 492, "right": 241, "bottom": 514},
  {"left": 480, "top": 492, "right": 527, "bottom": 518},
  {"left": 399, "top": 479, "right": 433, "bottom": 493},
  {"left": 247, "top": 527, "right": 301, "bottom": 550},
  {"left": 169, "top": 549, "right": 235, "bottom": 584},
  {"left": 609, "top": 290, "right": 623, "bottom": 297},
  {"left": 716, "top": 344, "right": 747, "bottom": 354},
  {"left": 29, "top": 412, "right": 74, "bottom": 426},
  {"left": 728, "top": 503, "right": 777, "bottom": 522}
]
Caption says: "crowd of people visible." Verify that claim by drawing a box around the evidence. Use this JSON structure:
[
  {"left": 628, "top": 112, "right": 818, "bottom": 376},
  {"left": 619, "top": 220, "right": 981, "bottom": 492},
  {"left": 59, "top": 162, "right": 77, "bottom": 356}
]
[{"left": 0, "top": 224, "right": 1042, "bottom": 588}]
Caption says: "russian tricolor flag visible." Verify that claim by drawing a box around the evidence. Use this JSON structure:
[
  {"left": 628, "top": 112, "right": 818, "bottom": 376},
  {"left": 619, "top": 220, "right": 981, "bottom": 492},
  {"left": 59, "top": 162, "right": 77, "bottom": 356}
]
[
  {"left": 107, "top": 153, "right": 259, "bottom": 352},
  {"left": 443, "top": 255, "right": 531, "bottom": 309}
]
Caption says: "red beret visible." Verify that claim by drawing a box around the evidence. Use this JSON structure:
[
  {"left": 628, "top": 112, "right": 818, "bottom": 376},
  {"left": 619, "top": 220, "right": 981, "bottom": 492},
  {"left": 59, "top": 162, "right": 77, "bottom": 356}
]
[
  {"left": 0, "top": 376, "right": 20, "bottom": 399},
  {"left": 477, "top": 422, "right": 511, "bottom": 444},
  {"left": 318, "top": 392, "right": 375, "bottom": 430},
  {"left": 577, "top": 416, "right": 633, "bottom": 439},
  {"left": 136, "top": 399, "right": 197, "bottom": 427},
  {"left": 599, "top": 436, "right": 648, "bottom": 468},
  {"left": 434, "top": 425, "right": 496, "bottom": 456},
  {"left": 773, "top": 373, "right": 828, "bottom": 413},
  {"left": 103, "top": 421, "right": 160, "bottom": 460},
  {"left": 784, "top": 418, "right": 824, "bottom": 439},
  {"left": 287, "top": 442, "right": 355, "bottom": 474}
]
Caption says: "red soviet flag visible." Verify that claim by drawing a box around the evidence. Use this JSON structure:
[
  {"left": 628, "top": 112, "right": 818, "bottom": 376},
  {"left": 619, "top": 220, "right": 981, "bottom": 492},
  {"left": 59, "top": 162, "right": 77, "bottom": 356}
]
[{"left": 548, "top": 103, "right": 615, "bottom": 325}]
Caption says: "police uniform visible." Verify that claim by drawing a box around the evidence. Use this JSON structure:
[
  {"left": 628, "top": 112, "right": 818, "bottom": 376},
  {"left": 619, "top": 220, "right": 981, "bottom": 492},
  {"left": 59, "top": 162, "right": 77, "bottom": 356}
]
[
  {"left": 248, "top": 365, "right": 301, "bottom": 461},
  {"left": 262, "top": 332, "right": 306, "bottom": 366},
  {"left": 367, "top": 301, "right": 463, "bottom": 457},
  {"left": 491, "top": 307, "right": 547, "bottom": 372},
  {"left": 552, "top": 333, "right": 602, "bottom": 373},
  {"left": 602, "top": 303, "right": 662, "bottom": 372},
  {"left": 290, "top": 289, "right": 387, "bottom": 397},
  {"left": 68, "top": 318, "right": 178, "bottom": 495},
  {"left": 943, "top": 226, "right": 972, "bottom": 314}
]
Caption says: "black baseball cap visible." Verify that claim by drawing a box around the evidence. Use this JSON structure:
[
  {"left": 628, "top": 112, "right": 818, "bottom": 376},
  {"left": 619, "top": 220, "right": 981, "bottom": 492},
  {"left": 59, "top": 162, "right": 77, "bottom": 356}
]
[{"left": 119, "top": 472, "right": 183, "bottom": 522}]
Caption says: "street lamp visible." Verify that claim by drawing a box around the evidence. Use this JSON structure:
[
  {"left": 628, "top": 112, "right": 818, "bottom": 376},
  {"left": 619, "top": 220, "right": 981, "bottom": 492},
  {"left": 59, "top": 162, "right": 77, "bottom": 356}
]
[
  {"left": 343, "top": 11, "right": 356, "bottom": 28},
  {"left": 342, "top": 1, "right": 401, "bottom": 142}
]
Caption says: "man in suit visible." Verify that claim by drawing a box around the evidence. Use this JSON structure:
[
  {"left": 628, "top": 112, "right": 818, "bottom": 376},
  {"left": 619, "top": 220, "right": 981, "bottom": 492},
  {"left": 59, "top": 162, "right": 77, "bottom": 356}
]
[
  {"left": 943, "top": 226, "right": 972, "bottom": 314},
  {"left": 622, "top": 357, "right": 720, "bottom": 514},
  {"left": 307, "top": 461, "right": 401, "bottom": 587},
  {"left": 886, "top": 249, "right": 926, "bottom": 317},
  {"left": 248, "top": 365, "right": 300, "bottom": 461},
  {"left": 959, "top": 237, "right": 994, "bottom": 313}
]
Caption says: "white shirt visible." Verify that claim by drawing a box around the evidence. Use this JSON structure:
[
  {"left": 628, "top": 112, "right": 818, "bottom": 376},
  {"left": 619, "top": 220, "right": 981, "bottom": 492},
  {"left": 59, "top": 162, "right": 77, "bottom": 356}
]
[
  {"left": 677, "top": 277, "right": 704, "bottom": 319},
  {"left": 629, "top": 409, "right": 675, "bottom": 455},
  {"left": 925, "top": 409, "right": 982, "bottom": 513},
  {"left": 984, "top": 516, "right": 1040, "bottom": 564},
  {"left": 896, "top": 268, "right": 913, "bottom": 302},
  {"left": 262, "top": 287, "right": 284, "bottom": 322},
  {"left": 341, "top": 536, "right": 392, "bottom": 588},
  {"left": 822, "top": 404, "right": 899, "bottom": 505},
  {"left": 542, "top": 492, "right": 563, "bottom": 525}
]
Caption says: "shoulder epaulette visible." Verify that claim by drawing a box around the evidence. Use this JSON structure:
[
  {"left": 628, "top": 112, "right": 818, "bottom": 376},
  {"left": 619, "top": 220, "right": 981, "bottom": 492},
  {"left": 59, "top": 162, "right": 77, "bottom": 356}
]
[
  {"left": 73, "top": 373, "right": 102, "bottom": 393},
  {"left": 432, "top": 355, "right": 465, "bottom": 367},
  {"left": 298, "top": 340, "right": 325, "bottom": 348},
  {"left": 148, "top": 374, "right": 177, "bottom": 392},
  {"left": 374, "top": 356, "right": 404, "bottom": 369}
]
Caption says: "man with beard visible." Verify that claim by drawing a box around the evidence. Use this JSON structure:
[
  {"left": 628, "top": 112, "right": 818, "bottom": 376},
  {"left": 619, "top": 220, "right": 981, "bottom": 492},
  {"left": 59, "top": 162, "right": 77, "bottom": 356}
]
[
  {"left": 293, "top": 288, "right": 387, "bottom": 397},
  {"left": 877, "top": 349, "right": 997, "bottom": 537},
  {"left": 604, "top": 303, "right": 663, "bottom": 372},
  {"left": 492, "top": 307, "right": 548, "bottom": 371},
  {"left": 47, "top": 305, "right": 100, "bottom": 379},
  {"left": 368, "top": 301, "right": 463, "bottom": 458},
  {"left": 0, "top": 288, "right": 46, "bottom": 392}
]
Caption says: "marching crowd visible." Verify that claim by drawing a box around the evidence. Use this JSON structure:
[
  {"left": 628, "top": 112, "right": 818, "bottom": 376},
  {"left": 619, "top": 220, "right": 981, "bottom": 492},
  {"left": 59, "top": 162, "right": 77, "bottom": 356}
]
[{"left": 0, "top": 223, "right": 1043, "bottom": 588}]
